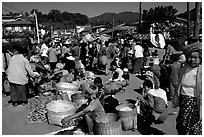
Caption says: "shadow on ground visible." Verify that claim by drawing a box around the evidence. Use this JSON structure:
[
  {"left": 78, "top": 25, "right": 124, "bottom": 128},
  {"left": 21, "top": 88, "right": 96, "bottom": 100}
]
[{"left": 137, "top": 126, "right": 166, "bottom": 135}]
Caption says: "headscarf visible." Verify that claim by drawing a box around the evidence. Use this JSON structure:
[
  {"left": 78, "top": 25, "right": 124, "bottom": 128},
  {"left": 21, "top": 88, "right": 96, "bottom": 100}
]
[{"left": 183, "top": 42, "right": 202, "bottom": 58}]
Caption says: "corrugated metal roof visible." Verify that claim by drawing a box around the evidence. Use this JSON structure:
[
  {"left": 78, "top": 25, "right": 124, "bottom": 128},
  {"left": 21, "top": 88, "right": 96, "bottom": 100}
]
[{"left": 3, "top": 20, "right": 34, "bottom": 25}]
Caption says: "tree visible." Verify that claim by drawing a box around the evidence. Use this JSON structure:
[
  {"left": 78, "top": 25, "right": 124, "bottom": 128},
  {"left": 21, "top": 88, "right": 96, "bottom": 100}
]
[
  {"left": 48, "top": 9, "right": 62, "bottom": 22},
  {"left": 142, "top": 5, "right": 178, "bottom": 32},
  {"left": 28, "top": 9, "right": 89, "bottom": 30}
]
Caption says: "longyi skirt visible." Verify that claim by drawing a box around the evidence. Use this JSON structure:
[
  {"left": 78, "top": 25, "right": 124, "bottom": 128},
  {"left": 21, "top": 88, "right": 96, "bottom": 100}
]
[
  {"left": 176, "top": 94, "right": 202, "bottom": 135},
  {"left": 9, "top": 82, "right": 28, "bottom": 102},
  {"left": 133, "top": 57, "right": 144, "bottom": 74}
]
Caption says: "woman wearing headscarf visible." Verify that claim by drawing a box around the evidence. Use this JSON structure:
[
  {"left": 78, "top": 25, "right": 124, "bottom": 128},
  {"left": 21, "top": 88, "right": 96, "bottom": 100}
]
[{"left": 173, "top": 42, "right": 202, "bottom": 135}]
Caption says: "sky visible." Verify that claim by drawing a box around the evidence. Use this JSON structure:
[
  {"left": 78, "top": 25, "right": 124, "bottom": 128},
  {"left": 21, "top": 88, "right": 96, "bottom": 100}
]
[{"left": 2, "top": 1, "right": 200, "bottom": 18}]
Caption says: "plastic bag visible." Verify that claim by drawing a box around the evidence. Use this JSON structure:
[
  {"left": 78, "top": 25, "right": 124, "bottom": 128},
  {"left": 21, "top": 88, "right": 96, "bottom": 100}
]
[{"left": 4, "top": 79, "right": 10, "bottom": 93}]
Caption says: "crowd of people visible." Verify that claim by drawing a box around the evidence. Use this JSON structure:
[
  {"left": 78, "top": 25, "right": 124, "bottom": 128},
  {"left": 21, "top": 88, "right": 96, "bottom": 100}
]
[{"left": 2, "top": 32, "right": 202, "bottom": 134}]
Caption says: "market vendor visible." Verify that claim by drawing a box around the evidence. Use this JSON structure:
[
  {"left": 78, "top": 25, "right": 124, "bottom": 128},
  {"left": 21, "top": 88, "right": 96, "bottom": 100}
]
[
  {"left": 139, "top": 80, "right": 169, "bottom": 126},
  {"left": 61, "top": 80, "right": 105, "bottom": 135},
  {"left": 94, "top": 77, "right": 119, "bottom": 113},
  {"left": 108, "top": 61, "right": 124, "bottom": 82},
  {"left": 7, "top": 43, "right": 40, "bottom": 106}
]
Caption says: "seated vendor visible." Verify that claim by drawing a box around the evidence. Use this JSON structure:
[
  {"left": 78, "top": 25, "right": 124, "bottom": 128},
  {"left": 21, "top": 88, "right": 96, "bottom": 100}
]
[
  {"left": 122, "top": 68, "right": 130, "bottom": 86},
  {"left": 107, "top": 63, "right": 127, "bottom": 88},
  {"left": 139, "top": 80, "right": 169, "bottom": 125},
  {"left": 61, "top": 81, "right": 105, "bottom": 135},
  {"left": 74, "top": 61, "right": 85, "bottom": 81},
  {"left": 109, "top": 61, "right": 124, "bottom": 82},
  {"left": 94, "top": 77, "right": 119, "bottom": 113}
]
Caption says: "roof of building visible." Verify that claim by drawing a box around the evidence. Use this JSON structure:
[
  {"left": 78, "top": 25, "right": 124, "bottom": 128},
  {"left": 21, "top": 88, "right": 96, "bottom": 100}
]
[{"left": 3, "top": 20, "right": 34, "bottom": 26}]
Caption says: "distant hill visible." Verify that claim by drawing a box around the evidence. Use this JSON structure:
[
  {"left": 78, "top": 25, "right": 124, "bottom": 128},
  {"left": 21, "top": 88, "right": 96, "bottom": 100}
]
[
  {"left": 89, "top": 7, "right": 202, "bottom": 26},
  {"left": 89, "top": 11, "right": 140, "bottom": 25}
]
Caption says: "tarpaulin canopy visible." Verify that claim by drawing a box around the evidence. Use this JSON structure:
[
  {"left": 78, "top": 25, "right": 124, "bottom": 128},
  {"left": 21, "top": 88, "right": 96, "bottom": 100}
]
[{"left": 81, "top": 33, "right": 95, "bottom": 42}]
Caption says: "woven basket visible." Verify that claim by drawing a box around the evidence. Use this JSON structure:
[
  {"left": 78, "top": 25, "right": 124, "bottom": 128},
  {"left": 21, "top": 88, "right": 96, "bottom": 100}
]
[
  {"left": 116, "top": 104, "right": 137, "bottom": 131},
  {"left": 56, "top": 82, "right": 79, "bottom": 100},
  {"left": 94, "top": 113, "right": 122, "bottom": 135},
  {"left": 46, "top": 100, "right": 77, "bottom": 126},
  {"left": 56, "top": 82, "right": 79, "bottom": 91}
]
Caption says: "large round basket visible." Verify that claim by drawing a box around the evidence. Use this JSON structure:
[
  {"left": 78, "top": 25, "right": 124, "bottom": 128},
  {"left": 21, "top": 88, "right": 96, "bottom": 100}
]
[
  {"left": 94, "top": 113, "right": 122, "bottom": 135},
  {"left": 116, "top": 103, "right": 137, "bottom": 131},
  {"left": 46, "top": 100, "right": 77, "bottom": 126}
]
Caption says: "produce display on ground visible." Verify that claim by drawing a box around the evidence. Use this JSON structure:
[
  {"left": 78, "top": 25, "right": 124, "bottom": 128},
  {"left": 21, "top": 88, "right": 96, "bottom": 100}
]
[{"left": 26, "top": 94, "right": 55, "bottom": 123}]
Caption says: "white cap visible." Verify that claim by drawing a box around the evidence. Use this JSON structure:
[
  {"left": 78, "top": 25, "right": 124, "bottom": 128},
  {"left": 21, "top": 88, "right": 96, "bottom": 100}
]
[
  {"left": 66, "top": 56, "right": 75, "bottom": 60},
  {"left": 128, "top": 50, "right": 133, "bottom": 54},
  {"left": 123, "top": 68, "right": 129, "bottom": 72}
]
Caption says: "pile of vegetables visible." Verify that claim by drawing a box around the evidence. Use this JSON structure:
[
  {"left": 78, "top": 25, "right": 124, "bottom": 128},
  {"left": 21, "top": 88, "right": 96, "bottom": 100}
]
[{"left": 26, "top": 94, "right": 55, "bottom": 123}]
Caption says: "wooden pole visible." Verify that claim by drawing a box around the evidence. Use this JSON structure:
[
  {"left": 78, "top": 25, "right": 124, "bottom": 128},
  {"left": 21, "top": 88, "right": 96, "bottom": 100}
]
[
  {"left": 194, "top": 2, "right": 200, "bottom": 39},
  {"left": 187, "top": 2, "right": 190, "bottom": 39},
  {"left": 112, "top": 19, "right": 114, "bottom": 40},
  {"left": 34, "top": 11, "right": 40, "bottom": 43},
  {"left": 139, "top": 2, "right": 142, "bottom": 33}
]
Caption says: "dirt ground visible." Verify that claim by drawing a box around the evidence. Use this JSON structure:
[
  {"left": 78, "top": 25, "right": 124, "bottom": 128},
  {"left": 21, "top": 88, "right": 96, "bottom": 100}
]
[{"left": 1, "top": 48, "right": 179, "bottom": 135}]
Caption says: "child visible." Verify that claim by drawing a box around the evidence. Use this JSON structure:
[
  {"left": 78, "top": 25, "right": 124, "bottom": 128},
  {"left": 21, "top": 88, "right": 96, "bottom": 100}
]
[
  {"left": 94, "top": 77, "right": 119, "bottom": 114},
  {"left": 122, "top": 68, "right": 130, "bottom": 86}
]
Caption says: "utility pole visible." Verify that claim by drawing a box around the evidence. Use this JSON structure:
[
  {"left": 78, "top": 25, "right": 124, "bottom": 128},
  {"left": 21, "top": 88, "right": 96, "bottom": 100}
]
[
  {"left": 112, "top": 19, "right": 114, "bottom": 40},
  {"left": 34, "top": 10, "right": 40, "bottom": 44},
  {"left": 194, "top": 2, "right": 200, "bottom": 39},
  {"left": 139, "top": 2, "right": 142, "bottom": 33},
  {"left": 187, "top": 2, "right": 190, "bottom": 39}
]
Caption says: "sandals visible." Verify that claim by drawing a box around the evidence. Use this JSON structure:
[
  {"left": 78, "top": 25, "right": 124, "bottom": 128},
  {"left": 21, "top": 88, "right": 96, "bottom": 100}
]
[{"left": 12, "top": 102, "right": 18, "bottom": 107}]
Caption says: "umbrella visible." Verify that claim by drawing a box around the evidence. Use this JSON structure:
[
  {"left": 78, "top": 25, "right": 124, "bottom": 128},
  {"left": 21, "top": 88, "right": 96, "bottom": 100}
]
[
  {"left": 82, "top": 34, "right": 95, "bottom": 42},
  {"left": 100, "top": 34, "right": 110, "bottom": 42}
]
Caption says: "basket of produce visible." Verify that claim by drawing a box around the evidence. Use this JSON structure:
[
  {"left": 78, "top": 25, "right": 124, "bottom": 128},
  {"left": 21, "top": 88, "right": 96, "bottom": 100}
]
[
  {"left": 56, "top": 82, "right": 79, "bottom": 91},
  {"left": 116, "top": 103, "right": 137, "bottom": 131},
  {"left": 56, "top": 82, "right": 79, "bottom": 100},
  {"left": 27, "top": 94, "right": 55, "bottom": 124},
  {"left": 46, "top": 100, "right": 77, "bottom": 126},
  {"left": 94, "top": 113, "right": 122, "bottom": 135}
]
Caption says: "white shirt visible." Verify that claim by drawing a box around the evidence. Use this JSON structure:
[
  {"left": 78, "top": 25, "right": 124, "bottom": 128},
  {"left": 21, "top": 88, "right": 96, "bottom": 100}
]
[
  {"left": 133, "top": 45, "right": 144, "bottom": 58},
  {"left": 112, "top": 68, "right": 124, "bottom": 82},
  {"left": 7, "top": 54, "right": 38, "bottom": 85},
  {"left": 181, "top": 67, "right": 198, "bottom": 97},
  {"left": 41, "top": 43, "right": 49, "bottom": 57},
  {"left": 148, "top": 88, "right": 168, "bottom": 105},
  {"left": 150, "top": 33, "right": 165, "bottom": 49}
]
